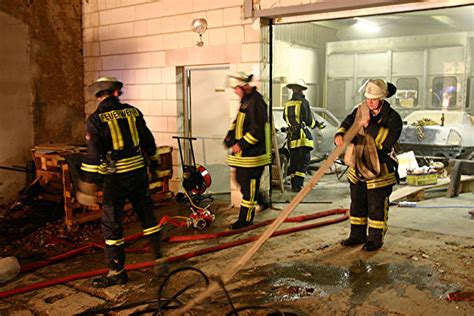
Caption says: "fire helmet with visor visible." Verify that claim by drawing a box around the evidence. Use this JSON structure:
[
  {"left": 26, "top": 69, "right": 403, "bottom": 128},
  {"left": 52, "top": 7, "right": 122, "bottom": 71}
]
[
  {"left": 225, "top": 72, "right": 253, "bottom": 89},
  {"left": 362, "top": 79, "right": 396, "bottom": 99},
  {"left": 286, "top": 79, "right": 308, "bottom": 91},
  {"left": 88, "top": 76, "right": 123, "bottom": 98}
]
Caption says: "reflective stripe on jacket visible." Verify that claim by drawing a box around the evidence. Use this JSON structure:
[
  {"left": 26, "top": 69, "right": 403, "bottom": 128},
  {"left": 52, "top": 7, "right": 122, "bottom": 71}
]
[
  {"left": 337, "top": 100, "right": 403, "bottom": 188},
  {"left": 283, "top": 93, "right": 317, "bottom": 149},
  {"left": 81, "top": 96, "right": 158, "bottom": 176},
  {"left": 225, "top": 88, "right": 272, "bottom": 168}
]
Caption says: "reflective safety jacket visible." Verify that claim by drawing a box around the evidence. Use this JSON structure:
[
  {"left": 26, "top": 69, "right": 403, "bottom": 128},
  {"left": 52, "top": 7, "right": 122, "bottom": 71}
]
[
  {"left": 336, "top": 100, "right": 403, "bottom": 189},
  {"left": 81, "top": 96, "right": 159, "bottom": 177},
  {"left": 283, "top": 92, "right": 318, "bottom": 149},
  {"left": 224, "top": 87, "right": 272, "bottom": 168}
]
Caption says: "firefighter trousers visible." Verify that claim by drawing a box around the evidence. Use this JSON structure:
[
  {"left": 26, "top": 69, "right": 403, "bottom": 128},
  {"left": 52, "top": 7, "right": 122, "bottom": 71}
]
[
  {"left": 349, "top": 181, "right": 393, "bottom": 244},
  {"left": 289, "top": 147, "right": 311, "bottom": 190},
  {"left": 235, "top": 166, "right": 265, "bottom": 224},
  {"left": 101, "top": 167, "right": 162, "bottom": 272}
]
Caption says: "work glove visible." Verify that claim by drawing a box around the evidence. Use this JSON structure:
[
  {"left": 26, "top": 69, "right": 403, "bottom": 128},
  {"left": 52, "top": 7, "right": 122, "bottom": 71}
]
[
  {"left": 76, "top": 177, "right": 102, "bottom": 206},
  {"left": 223, "top": 135, "right": 236, "bottom": 148},
  {"left": 317, "top": 122, "right": 326, "bottom": 130}
]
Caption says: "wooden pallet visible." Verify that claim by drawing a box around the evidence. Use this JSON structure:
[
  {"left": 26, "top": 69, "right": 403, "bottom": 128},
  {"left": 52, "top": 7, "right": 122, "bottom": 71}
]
[
  {"left": 32, "top": 144, "right": 173, "bottom": 229},
  {"left": 390, "top": 175, "right": 474, "bottom": 202}
]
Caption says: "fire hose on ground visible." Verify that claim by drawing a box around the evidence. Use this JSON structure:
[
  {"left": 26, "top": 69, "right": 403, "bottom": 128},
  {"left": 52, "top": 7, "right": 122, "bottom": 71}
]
[
  {"left": 169, "top": 111, "right": 365, "bottom": 315},
  {"left": 0, "top": 208, "right": 348, "bottom": 299},
  {"left": 0, "top": 111, "right": 363, "bottom": 308}
]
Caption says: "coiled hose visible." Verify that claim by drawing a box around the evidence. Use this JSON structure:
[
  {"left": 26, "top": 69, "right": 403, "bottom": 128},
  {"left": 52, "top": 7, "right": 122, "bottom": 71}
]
[{"left": 78, "top": 266, "right": 296, "bottom": 315}]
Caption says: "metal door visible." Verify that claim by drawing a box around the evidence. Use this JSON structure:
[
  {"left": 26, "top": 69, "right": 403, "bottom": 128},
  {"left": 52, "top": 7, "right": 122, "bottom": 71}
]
[{"left": 185, "top": 66, "right": 230, "bottom": 194}]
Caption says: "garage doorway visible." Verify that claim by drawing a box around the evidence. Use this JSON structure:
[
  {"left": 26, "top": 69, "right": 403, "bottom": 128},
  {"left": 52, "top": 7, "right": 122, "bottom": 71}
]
[
  {"left": 184, "top": 66, "right": 230, "bottom": 194},
  {"left": 269, "top": 4, "right": 474, "bottom": 167},
  {"left": 271, "top": 5, "right": 474, "bottom": 120}
]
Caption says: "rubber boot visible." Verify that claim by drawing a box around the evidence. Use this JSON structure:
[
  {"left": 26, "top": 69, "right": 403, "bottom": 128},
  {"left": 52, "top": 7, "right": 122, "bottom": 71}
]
[
  {"left": 230, "top": 206, "right": 253, "bottom": 230},
  {"left": 104, "top": 244, "right": 126, "bottom": 269},
  {"left": 92, "top": 270, "right": 128, "bottom": 288},
  {"left": 92, "top": 245, "right": 128, "bottom": 288},
  {"left": 148, "top": 231, "right": 169, "bottom": 277},
  {"left": 341, "top": 224, "right": 367, "bottom": 246},
  {"left": 148, "top": 231, "right": 163, "bottom": 259},
  {"left": 363, "top": 227, "right": 383, "bottom": 251},
  {"left": 256, "top": 191, "right": 270, "bottom": 211},
  {"left": 292, "top": 175, "right": 304, "bottom": 192}
]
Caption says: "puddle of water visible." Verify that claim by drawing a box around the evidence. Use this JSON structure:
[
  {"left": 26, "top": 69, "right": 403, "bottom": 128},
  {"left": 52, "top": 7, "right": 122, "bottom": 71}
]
[{"left": 236, "top": 260, "right": 452, "bottom": 305}]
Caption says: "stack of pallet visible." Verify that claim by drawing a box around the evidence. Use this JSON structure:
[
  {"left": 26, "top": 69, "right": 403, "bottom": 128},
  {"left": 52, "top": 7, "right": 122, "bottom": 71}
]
[
  {"left": 31, "top": 144, "right": 173, "bottom": 229},
  {"left": 32, "top": 144, "right": 80, "bottom": 204}
]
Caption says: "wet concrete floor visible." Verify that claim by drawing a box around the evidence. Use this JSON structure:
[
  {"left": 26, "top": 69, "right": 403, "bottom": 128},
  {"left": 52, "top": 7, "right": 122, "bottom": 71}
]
[
  {"left": 235, "top": 260, "right": 455, "bottom": 306},
  {"left": 1, "top": 174, "right": 473, "bottom": 315}
]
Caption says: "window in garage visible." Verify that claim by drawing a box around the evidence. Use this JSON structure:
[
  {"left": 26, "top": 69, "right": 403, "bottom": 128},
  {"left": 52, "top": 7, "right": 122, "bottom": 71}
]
[
  {"left": 432, "top": 76, "right": 457, "bottom": 109},
  {"left": 396, "top": 78, "right": 419, "bottom": 108}
]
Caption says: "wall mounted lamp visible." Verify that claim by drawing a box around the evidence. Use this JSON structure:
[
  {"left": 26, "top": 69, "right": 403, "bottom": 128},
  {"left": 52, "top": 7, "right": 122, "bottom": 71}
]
[{"left": 191, "top": 18, "right": 208, "bottom": 47}]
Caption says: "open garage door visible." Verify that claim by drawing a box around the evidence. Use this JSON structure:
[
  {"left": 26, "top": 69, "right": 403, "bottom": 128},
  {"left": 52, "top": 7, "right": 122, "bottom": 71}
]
[{"left": 270, "top": 4, "right": 474, "bottom": 164}]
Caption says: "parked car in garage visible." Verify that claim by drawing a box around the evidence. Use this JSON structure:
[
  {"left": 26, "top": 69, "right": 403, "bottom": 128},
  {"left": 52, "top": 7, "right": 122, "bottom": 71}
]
[
  {"left": 272, "top": 107, "right": 341, "bottom": 177},
  {"left": 399, "top": 110, "right": 474, "bottom": 162}
]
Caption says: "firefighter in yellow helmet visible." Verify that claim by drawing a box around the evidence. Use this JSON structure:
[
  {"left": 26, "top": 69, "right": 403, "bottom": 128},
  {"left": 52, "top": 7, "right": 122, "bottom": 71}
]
[
  {"left": 224, "top": 73, "right": 272, "bottom": 229},
  {"left": 284, "top": 79, "right": 325, "bottom": 192},
  {"left": 335, "top": 79, "right": 402, "bottom": 251},
  {"left": 81, "top": 77, "right": 167, "bottom": 287}
]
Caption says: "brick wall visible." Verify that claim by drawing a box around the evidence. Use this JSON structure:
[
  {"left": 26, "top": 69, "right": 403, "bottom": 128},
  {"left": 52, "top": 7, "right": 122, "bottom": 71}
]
[
  {"left": 0, "top": 0, "right": 83, "bottom": 203},
  {"left": 0, "top": 0, "right": 84, "bottom": 146},
  {"left": 82, "top": 0, "right": 261, "bottom": 194}
]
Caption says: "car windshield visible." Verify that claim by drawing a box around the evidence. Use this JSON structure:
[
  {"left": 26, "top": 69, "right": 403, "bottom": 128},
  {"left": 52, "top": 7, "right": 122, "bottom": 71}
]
[{"left": 312, "top": 108, "right": 340, "bottom": 127}]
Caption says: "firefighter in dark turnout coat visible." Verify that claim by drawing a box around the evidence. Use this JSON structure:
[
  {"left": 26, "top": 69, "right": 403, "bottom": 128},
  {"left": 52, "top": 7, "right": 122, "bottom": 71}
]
[
  {"left": 81, "top": 77, "right": 166, "bottom": 287},
  {"left": 335, "top": 79, "right": 402, "bottom": 251},
  {"left": 284, "top": 79, "right": 324, "bottom": 192},
  {"left": 224, "top": 73, "right": 272, "bottom": 230}
]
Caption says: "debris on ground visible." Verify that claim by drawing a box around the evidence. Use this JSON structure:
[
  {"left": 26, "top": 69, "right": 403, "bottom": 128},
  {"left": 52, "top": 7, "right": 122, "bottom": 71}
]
[
  {"left": 0, "top": 199, "right": 138, "bottom": 262},
  {"left": 0, "top": 256, "right": 20, "bottom": 283}
]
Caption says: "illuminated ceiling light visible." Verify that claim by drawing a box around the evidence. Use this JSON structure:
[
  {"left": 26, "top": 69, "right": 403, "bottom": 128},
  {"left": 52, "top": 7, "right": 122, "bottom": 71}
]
[{"left": 353, "top": 18, "right": 380, "bottom": 33}]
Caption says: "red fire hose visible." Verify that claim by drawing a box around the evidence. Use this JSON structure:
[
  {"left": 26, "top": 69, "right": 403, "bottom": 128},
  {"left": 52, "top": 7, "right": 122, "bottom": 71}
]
[
  {"left": 165, "top": 208, "right": 347, "bottom": 242},
  {"left": 0, "top": 209, "right": 348, "bottom": 299},
  {"left": 19, "top": 215, "right": 187, "bottom": 273}
]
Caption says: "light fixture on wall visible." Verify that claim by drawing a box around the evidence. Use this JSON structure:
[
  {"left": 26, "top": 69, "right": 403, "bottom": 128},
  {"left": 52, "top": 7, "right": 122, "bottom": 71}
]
[
  {"left": 353, "top": 18, "right": 380, "bottom": 33},
  {"left": 191, "top": 18, "right": 208, "bottom": 47}
]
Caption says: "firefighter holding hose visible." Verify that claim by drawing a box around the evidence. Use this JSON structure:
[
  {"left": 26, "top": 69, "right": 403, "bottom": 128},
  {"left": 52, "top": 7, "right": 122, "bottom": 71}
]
[{"left": 335, "top": 79, "right": 402, "bottom": 251}]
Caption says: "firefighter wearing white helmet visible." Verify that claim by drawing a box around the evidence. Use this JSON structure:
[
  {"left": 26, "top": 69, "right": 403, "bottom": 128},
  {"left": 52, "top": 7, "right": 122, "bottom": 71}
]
[
  {"left": 284, "top": 79, "right": 325, "bottom": 192},
  {"left": 224, "top": 72, "right": 271, "bottom": 229},
  {"left": 81, "top": 76, "right": 167, "bottom": 287},
  {"left": 335, "top": 79, "right": 402, "bottom": 251}
]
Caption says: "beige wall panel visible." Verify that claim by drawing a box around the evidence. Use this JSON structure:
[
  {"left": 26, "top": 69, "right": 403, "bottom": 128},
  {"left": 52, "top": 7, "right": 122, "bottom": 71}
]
[
  {"left": 165, "top": 45, "right": 242, "bottom": 66},
  {"left": 392, "top": 51, "right": 424, "bottom": 76},
  {"left": 83, "top": 0, "right": 259, "bottom": 194}
]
